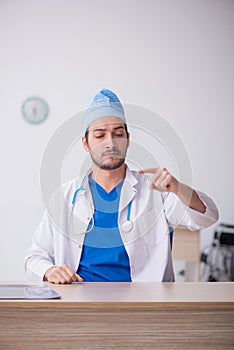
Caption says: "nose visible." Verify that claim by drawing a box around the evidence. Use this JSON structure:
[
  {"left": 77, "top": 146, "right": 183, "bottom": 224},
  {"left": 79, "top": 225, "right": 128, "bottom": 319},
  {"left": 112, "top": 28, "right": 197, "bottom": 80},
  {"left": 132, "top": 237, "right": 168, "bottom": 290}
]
[{"left": 104, "top": 134, "right": 115, "bottom": 148}]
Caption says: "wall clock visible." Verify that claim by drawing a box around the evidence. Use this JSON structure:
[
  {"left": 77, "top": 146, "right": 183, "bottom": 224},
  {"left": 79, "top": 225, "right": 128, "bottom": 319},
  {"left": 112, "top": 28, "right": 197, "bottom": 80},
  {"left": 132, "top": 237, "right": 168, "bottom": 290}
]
[{"left": 21, "top": 96, "right": 49, "bottom": 124}]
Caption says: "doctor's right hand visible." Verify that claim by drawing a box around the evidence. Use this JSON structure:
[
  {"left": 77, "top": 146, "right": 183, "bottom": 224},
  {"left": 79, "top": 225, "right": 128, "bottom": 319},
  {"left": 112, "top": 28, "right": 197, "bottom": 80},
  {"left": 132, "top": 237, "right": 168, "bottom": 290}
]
[{"left": 43, "top": 264, "right": 83, "bottom": 284}]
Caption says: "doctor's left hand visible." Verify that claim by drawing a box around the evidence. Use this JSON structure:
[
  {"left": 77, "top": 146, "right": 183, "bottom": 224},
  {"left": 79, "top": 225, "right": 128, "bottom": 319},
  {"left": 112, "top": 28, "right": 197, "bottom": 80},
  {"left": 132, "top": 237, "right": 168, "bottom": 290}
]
[{"left": 138, "top": 167, "right": 179, "bottom": 194}]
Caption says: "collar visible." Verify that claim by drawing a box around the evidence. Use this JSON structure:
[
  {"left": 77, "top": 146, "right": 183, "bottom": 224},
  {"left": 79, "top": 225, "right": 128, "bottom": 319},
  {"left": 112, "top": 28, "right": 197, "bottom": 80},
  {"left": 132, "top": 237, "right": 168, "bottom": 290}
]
[{"left": 77, "top": 164, "right": 138, "bottom": 210}]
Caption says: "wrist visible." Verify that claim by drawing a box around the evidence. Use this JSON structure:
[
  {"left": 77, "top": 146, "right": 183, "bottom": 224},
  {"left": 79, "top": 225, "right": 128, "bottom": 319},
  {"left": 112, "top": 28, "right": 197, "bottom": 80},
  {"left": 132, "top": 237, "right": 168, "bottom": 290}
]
[
  {"left": 43, "top": 266, "right": 56, "bottom": 281},
  {"left": 171, "top": 180, "right": 181, "bottom": 196}
]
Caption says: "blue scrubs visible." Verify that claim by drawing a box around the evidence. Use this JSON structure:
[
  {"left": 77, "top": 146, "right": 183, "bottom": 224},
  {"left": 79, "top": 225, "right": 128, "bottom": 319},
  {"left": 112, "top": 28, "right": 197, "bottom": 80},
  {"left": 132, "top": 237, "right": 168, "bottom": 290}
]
[{"left": 77, "top": 177, "right": 131, "bottom": 282}]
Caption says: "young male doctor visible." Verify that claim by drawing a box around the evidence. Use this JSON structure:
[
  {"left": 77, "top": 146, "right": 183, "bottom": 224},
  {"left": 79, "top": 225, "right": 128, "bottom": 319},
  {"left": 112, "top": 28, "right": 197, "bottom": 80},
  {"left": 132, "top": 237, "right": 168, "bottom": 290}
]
[{"left": 25, "top": 88, "right": 219, "bottom": 283}]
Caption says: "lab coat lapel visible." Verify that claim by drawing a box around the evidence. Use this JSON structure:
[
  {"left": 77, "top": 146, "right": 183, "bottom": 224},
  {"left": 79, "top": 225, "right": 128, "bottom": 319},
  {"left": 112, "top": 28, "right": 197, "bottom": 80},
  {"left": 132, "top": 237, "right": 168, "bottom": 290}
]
[
  {"left": 70, "top": 172, "right": 93, "bottom": 239},
  {"left": 119, "top": 166, "right": 138, "bottom": 212}
]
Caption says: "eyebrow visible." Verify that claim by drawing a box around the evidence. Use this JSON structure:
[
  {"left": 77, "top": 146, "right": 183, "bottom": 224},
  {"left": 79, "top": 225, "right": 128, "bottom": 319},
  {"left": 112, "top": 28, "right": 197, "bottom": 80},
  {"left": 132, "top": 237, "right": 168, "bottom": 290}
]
[{"left": 92, "top": 125, "right": 125, "bottom": 133}]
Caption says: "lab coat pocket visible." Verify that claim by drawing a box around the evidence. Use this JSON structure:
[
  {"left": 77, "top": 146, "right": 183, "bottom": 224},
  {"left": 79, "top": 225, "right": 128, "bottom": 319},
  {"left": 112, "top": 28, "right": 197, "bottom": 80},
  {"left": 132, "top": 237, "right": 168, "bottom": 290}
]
[
  {"left": 141, "top": 208, "right": 168, "bottom": 246},
  {"left": 121, "top": 207, "right": 166, "bottom": 246}
]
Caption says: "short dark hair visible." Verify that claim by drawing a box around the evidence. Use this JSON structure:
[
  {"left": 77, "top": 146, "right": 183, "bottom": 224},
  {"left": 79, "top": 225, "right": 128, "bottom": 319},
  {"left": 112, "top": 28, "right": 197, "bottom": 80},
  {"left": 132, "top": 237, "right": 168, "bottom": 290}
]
[{"left": 85, "top": 123, "right": 129, "bottom": 144}]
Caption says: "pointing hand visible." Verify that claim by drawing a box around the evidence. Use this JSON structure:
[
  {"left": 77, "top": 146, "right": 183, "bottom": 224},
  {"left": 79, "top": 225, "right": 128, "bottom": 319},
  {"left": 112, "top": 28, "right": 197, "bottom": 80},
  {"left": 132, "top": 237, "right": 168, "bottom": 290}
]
[{"left": 138, "top": 167, "right": 179, "bottom": 194}]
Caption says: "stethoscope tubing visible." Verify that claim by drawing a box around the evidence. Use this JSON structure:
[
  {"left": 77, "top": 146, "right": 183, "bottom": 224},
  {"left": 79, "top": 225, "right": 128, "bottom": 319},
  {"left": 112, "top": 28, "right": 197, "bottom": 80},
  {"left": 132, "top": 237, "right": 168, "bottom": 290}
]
[{"left": 70, "top": 176, "right": 133, "bottom": 234}]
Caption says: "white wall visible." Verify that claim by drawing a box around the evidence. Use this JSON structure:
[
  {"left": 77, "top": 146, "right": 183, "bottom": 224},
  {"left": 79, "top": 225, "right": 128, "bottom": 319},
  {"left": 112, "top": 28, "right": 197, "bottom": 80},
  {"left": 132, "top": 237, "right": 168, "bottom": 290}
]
[{"left": 0, "top": 0, "right": 233, "bottom": 280}]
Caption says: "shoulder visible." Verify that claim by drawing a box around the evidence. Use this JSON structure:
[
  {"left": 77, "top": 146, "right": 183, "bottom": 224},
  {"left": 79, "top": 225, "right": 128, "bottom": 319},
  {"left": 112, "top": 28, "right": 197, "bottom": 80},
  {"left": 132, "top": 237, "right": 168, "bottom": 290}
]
[
  {"left": 48, "top": 177, "right": 82, "bottom": 207},
  {"left": 60, "top": 177, "right": 80, "bottom": 196}
]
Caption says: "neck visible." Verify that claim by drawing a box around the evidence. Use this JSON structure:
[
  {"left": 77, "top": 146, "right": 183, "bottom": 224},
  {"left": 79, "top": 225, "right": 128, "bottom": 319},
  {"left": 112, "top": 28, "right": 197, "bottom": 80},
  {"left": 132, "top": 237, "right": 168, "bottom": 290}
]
[{"left": 91, "top": 164, "right": 126, "bottom": 193}]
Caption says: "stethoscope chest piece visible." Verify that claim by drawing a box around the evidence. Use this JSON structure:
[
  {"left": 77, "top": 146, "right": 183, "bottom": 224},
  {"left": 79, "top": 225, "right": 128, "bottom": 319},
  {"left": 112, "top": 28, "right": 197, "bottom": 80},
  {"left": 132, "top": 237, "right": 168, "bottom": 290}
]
[{"left": 121, "top": 220, "right": 133, "bottom": 232}]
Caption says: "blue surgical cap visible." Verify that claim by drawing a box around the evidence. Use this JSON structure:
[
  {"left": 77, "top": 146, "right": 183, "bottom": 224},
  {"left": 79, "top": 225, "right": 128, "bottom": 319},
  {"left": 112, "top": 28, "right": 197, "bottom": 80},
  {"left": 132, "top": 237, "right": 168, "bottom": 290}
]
[{"left": 82, "top": 88, "right": 126, "bottom": 133}]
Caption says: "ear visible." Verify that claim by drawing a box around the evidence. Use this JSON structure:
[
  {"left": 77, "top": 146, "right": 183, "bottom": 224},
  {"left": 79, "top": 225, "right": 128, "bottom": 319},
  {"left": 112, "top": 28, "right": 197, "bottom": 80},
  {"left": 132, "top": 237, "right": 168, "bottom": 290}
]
[
  {"left": 82, "top": 136, "right": 90, "bottom": 152},
  {"left": 127, "top": 132, "right": 130, "bottom": 148}
]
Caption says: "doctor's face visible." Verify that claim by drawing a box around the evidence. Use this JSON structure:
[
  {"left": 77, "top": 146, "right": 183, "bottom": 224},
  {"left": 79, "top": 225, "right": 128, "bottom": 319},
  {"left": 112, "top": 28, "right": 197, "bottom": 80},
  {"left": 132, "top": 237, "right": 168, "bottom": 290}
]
[{"left": 82, "top": 117, "right": 130, "bottom": 170}]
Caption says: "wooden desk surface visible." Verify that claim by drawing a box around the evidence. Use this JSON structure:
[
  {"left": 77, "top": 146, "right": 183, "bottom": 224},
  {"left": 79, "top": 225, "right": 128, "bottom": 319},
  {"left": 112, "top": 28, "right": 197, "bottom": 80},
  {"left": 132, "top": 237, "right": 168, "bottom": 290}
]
[
  {"left": 0, "top": 282, "right": 234, "bottom": 350},
  {"left": 0, "top": 282, "right": 233, "bottom": 308},
  {"left": 0, "top": 281, "right": 233, "bottom": 308}
]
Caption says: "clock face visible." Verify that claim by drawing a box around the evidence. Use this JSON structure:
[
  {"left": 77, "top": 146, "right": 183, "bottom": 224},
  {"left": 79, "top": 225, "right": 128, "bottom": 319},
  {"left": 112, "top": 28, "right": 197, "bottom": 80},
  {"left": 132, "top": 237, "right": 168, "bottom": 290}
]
[{"left": 21, "top": 97, "right": 49, "bottom": 124}]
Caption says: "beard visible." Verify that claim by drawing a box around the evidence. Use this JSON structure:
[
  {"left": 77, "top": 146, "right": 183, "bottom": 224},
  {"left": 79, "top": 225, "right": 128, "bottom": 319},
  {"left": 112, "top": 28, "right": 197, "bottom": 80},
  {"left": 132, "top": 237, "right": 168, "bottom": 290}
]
[
  {"left": 89, "top": 148, "right": 127, "bottom": 170},
  {"left": 90, "top": 154, "right": 125, "bottom": 170}
]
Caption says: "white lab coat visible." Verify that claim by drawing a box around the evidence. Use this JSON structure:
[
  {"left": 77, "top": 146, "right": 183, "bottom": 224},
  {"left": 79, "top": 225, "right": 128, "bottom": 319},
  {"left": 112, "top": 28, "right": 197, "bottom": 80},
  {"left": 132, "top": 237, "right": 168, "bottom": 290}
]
[{"left": 25, "top": 166, "right": 219, "bottom": 282}]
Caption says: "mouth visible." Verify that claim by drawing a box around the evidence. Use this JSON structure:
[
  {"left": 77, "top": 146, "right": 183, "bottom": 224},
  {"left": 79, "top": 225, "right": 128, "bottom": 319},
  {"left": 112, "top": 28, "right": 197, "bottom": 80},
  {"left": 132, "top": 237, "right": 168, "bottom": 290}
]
[{"left": 103, "top": 151, "right": 120, "bottom": 157}]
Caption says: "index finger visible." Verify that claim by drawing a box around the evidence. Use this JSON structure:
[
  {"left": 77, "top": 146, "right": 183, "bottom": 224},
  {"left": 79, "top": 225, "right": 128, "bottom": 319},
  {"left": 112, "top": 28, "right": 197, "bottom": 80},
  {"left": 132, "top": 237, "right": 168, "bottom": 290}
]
[
  {"left": 62, "top": 265, "right": 83, "bottom": 282},
  {"left": 62, "top": 264, "right": 79, "bottom": 281},
  {"left": 137, "top": 168, "right": 158, "bottom": 174},
  {"left": 75, "top": 273, "right": 83, "bottom": 282}
]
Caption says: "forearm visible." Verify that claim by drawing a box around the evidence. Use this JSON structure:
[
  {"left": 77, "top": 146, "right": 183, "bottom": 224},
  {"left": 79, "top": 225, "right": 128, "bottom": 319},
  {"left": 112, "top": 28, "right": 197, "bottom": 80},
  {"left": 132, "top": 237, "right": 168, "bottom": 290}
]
[
  {"left": 175, "top": 183, "right": 206, "bottom": 214},
  {"left": 25, "top": 255, "right": 55, "bottom": 281},
  {"left": 25, "top": 237, "right": 55, "bottom": 281}
]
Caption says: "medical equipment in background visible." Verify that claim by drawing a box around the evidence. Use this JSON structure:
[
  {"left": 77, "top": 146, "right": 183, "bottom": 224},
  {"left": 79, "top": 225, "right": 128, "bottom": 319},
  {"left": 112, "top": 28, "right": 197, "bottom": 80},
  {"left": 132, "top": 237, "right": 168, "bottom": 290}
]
[{"left": 200, "top": 223, "right": 234, "bottom": 282}]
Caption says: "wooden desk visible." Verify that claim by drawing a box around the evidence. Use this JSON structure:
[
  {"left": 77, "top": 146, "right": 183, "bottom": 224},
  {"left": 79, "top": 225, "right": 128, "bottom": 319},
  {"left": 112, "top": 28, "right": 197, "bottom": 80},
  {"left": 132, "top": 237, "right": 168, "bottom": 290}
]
[{"left": 0, "top": 282, "right": 233, "bottom": 350}]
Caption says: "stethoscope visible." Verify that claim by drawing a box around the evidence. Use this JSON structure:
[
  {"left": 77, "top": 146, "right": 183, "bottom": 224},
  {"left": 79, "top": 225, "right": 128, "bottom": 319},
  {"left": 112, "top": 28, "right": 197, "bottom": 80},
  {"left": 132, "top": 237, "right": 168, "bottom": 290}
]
[{"left": 71, "top": 176, "right": 133, "bottom": 234}]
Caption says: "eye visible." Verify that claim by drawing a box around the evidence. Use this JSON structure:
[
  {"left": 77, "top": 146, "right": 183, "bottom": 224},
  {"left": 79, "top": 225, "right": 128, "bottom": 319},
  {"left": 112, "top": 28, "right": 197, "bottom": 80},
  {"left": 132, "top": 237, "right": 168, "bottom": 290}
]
[
  {"left": 95, "top": 134, "right": 104, "bottom": 139},
  {"left": 114, "top": 133, "right": 124, "bottom": 138}
]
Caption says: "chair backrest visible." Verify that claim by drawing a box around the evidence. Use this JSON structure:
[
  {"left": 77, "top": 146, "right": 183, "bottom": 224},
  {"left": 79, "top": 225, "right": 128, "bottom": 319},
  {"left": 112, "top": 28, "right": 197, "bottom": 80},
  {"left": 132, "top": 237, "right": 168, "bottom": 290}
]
[{"left": 172, "top": 227, "right": 200, "bottom": 281}]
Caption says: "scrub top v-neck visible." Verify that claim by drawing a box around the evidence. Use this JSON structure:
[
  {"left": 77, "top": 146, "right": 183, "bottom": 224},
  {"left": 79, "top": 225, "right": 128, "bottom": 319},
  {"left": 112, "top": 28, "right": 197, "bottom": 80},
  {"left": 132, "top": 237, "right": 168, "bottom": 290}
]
[{"left": 77, "top": 176, "right": 132, "bottom": 282}]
